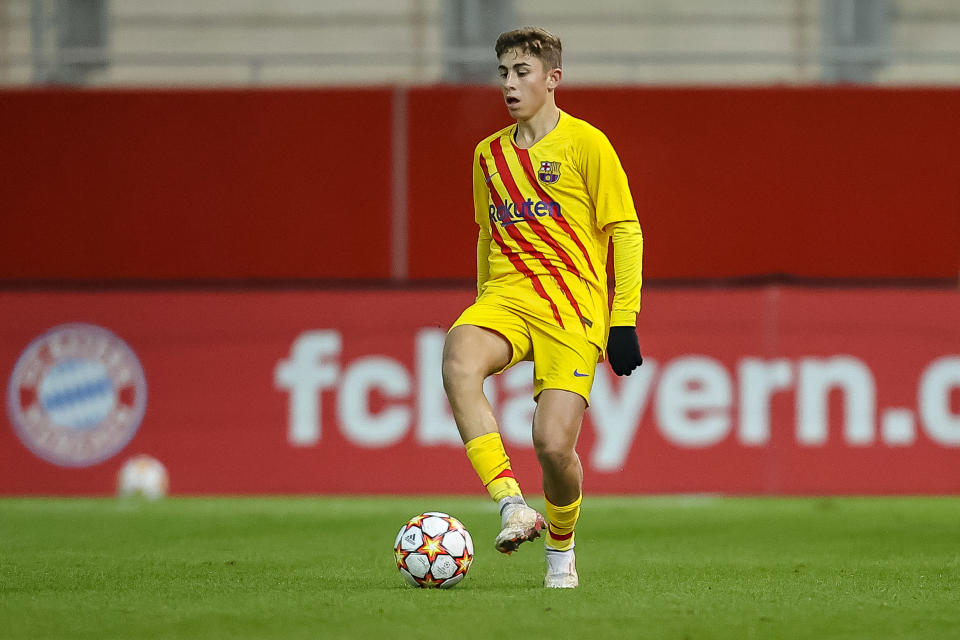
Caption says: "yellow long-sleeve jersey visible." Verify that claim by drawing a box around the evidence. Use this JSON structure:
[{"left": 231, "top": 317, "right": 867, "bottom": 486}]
[{"left": 472, "top": 110, "right": 643, "bottom": 352}]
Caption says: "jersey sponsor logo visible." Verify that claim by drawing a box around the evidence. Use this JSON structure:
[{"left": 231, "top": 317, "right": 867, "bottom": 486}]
[
  {"left": 573, "top": 369, "right": 590, "bottom": 377},
  {"left": 538, "top": 161, "right": 561, "bottom": 184},
  {"left": 488, "top": 199, "right": 562, "bottom": 227},
  {"left": 6, "top": 323, "right": 148, "bottom": 468}
]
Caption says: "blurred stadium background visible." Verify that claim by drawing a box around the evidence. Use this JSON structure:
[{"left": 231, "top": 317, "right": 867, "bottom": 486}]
[
  {"left": 1, "top": 0, "right": 959, "bottom": 497},
  {"left": 5, "top": 0, "right": 960, "bottom": 85}
]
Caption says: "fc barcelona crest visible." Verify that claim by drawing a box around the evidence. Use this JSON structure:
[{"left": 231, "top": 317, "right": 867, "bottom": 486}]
[{"left": 538, "top": 161, "right": 561, "bottom": 184}]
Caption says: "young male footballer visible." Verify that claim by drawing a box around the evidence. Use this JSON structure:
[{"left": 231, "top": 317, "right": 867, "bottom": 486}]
[{"left": 442, "top": 27, "right": 644, "bottom": 588}]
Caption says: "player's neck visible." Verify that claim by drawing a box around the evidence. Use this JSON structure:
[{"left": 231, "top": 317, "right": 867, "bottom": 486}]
[{"left": 513, "top": 103, "right": 561, "bottom": 149}]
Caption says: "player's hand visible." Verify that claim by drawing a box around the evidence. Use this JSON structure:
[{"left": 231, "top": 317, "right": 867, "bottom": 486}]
[{"left": 607, "top": 326, "right": 643, "bottom": 376}]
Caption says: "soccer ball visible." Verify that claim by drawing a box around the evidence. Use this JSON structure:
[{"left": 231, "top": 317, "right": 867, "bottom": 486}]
[
  {"left": 394, "top": 512, "right": 474, "bottom": 588},
  {"left": 117, "top": 454, "right": 169, "bottom": 500}
]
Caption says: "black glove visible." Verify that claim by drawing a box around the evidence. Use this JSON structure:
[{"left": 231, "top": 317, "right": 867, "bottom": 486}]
[{"left": 607, "top": 326, "right": 643, "bottom": 376}]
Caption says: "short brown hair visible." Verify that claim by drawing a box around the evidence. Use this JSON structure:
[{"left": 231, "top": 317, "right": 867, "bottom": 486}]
[{"left": 495, "top": 27, "right": 562, "bottom": 71}]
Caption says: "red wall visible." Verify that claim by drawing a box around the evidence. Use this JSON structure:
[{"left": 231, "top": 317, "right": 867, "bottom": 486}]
[
  {"left": 3, "top": 87, "right": 959, "bottom": 281},
  {"left": 1, "top": 89, "right": 394, "bottom": 280}
]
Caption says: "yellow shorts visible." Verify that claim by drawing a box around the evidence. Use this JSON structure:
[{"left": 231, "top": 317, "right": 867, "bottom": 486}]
[{"left": 451, "top": 302, "right": 601, "bottom": 404}]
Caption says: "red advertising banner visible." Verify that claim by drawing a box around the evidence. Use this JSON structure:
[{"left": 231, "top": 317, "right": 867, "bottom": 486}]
[{"left": 2, "top": 287, "right": 959, "bottom": 495}]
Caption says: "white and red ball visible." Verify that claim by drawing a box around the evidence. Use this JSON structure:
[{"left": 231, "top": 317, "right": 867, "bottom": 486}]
[{"left": 394, "top": 512, "right": 474, "bottom": 588}]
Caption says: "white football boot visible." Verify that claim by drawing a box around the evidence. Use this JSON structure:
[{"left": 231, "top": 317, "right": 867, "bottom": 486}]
[
  {"left": 544, "top": 546, "right": 578, "bottom": 588},
  {"left": 494, "top": 500, "right": 546, "bottom": 554}
]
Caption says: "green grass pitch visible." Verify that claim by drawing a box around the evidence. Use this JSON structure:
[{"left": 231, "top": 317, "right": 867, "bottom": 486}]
[{"left": 1, "top": 496, "right": 958, "bottom": 639}]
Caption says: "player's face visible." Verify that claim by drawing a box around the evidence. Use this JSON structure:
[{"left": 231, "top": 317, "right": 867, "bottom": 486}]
[{"left": 497, "top": 50, "right": 559, "bottom": 120}]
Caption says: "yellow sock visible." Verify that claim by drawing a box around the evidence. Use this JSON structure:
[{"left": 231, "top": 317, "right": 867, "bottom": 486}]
[
  {"left": 545, "top": 495, "right": 581, "bottom": 551},
  {"left": 464, "top": 432, "right": 522, "bottom": 502}
]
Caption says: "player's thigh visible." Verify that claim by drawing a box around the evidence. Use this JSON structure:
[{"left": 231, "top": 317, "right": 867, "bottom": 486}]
[
  {"left": 442, "top": 325, "right": 513, "bottom": 380},
  {"left": 444, "top": 304, "right": 531, "bottom": 380}
]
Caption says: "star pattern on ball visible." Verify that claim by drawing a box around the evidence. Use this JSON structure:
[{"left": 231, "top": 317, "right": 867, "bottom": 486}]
[
  {"left": 418, "top": 574, "right": 444, "bottom": 588},
  {"left": 417, "top": 533, "right": 444, "bottom": 563},
  {"left": 394, "top": 546, "right": 409, "bottom": 568},
  {"left": 407, "top": 514, "right": 426, "bottom": 527},
  {"left": 454, "top": 549, "right": 472, "bottom": 576}
]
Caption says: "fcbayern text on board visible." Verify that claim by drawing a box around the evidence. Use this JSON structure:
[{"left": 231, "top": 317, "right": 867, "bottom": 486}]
[{"left": 275, "top": 329, "right": 960, "bottom": 469}]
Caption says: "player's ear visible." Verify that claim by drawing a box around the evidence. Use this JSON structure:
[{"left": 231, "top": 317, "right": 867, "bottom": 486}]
[{"left": 546, "top": 67, "right": 562, "bottom": 90}]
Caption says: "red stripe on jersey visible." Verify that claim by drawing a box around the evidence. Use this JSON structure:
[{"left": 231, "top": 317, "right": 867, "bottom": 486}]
[
  {"left": 480, "top": 154, "right": 565, "bottom": 328},
  {"left": 548, "top": 523, "right": 574, "bottom": 540},
  {"left": 485, "top": 468, "right": 516, "bottom": 486},
  {"left": 513, "top": 145, "right": 599, "bottom": 279},
  {"left": 498, "top": 147, "right": 584, "bottom": 280},
  {"left": 490, "top": 226, "right": 564, "bottom": 328},
  {"left": 490, "top": 139, "right": 588, "bottom": 327}
]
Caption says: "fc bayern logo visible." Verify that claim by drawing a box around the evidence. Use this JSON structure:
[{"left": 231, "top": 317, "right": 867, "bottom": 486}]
[{"left": 6, "top": 323, "right": 148, "bottom": 468}]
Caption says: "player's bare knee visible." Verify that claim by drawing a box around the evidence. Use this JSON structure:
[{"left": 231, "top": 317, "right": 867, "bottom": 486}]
[
  {"left": 441, "top": 351, "right": 482, "bottom": 396},
  {"left": 534, "top": 441, "right": 576, "bottom": 474}
]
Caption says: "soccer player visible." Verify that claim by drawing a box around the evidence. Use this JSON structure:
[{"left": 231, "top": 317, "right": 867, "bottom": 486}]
[{"left": 442, "top": 27, "right": 644, "bottom": 589}]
